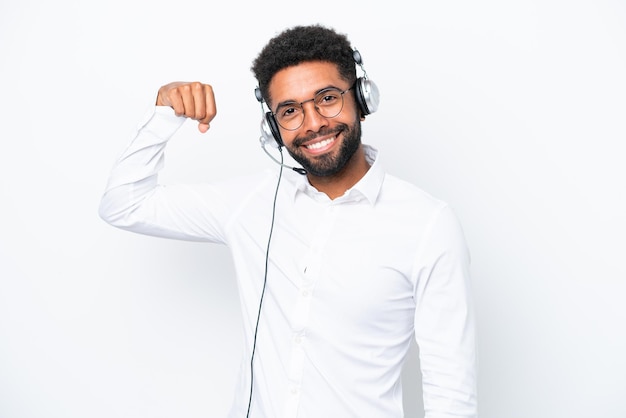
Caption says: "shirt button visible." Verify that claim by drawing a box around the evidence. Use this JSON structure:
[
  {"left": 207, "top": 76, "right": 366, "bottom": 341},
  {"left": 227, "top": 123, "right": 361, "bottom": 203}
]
[
  {"left": 301, "top": 289, "right": 309, "bottom": 297},
  {"left": 294, "top": 336, "right": 302, "bottom": 344}
]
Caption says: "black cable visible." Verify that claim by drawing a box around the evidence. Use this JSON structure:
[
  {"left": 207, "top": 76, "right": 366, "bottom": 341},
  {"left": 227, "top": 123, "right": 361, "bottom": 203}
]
[{"left": 246, "top": 148, "right": 285, "bottom": 418}]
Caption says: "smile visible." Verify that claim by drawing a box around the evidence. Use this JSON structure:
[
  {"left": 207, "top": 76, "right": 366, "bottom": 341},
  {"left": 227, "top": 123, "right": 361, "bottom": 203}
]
[{"left": 305, "top": 136, "right": 335, "bottom": 151}]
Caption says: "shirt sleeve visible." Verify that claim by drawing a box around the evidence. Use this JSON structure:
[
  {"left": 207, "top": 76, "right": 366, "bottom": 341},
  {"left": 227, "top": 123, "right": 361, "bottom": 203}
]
[
  {"left": 98, "top": 106, "right": 229, "bottom": 243},
  {"left": 413, "top": 204, "right": 478, "bottom": 418}
]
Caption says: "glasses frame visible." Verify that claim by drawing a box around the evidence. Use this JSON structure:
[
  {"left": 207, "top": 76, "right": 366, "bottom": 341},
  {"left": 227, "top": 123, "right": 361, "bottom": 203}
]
[{"left": 272, "top": 85, "right": 354, "bottom": 131}]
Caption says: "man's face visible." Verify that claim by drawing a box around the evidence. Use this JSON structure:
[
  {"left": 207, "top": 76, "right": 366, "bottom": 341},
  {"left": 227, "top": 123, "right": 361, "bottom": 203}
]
[{"left": 268, "top": 61, "right": 362, "bottom": 177}]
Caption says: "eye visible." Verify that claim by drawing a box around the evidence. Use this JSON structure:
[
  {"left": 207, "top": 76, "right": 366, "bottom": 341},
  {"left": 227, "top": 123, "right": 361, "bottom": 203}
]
[
  {"left": 277, "top": 104, "right": 301, "bottom": 120},
  {"left": 317, "top": 91, "right": 341, "bottom": 106}
]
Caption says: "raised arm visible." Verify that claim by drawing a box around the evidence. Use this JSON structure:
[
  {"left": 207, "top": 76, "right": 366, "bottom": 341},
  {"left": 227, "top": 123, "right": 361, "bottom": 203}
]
[{"left": 98, "top": 81, "right": 227, "bottom": 242}]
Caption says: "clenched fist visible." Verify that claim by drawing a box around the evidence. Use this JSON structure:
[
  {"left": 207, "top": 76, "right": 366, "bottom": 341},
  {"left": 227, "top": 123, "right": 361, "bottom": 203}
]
[{"left": 156, "top": 82, "right": 217, "bottom": 133}]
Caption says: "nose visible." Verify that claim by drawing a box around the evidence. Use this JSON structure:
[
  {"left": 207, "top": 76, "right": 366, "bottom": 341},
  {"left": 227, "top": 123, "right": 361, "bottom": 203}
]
[{"left": 301, "top": 100, "right": 328, "bottom": 132}]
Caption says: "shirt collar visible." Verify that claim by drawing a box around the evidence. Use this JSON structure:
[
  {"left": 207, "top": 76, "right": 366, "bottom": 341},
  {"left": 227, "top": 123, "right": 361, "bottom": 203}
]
[{"left": 284, "top": 144, "right": 385, "bottom": 206}]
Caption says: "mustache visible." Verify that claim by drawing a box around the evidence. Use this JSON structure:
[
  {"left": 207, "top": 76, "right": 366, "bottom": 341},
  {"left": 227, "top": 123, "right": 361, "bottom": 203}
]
[{"left": 292, "top": 125, "right": 345, "bottom": 147}]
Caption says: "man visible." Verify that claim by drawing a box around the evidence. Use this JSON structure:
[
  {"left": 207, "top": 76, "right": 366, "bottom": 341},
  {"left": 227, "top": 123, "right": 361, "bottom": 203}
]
[{"left": 99, "top": 24, "right": 477, "bottom": 418}]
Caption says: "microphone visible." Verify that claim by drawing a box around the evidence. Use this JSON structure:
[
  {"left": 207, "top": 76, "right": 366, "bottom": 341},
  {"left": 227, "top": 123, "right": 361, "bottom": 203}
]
[{"left": 260, "top": 137, "right": 307, "bottom": 175}]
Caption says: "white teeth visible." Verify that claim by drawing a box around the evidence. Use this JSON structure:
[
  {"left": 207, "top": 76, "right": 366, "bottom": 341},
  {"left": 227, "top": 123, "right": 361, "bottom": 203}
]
[{"left": 306, "top": 137, "right": 335, "bottom": 150}]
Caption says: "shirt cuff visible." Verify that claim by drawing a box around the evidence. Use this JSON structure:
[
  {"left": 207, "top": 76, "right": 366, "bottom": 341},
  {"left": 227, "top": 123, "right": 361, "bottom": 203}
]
[{"left": 134, "top": 105, "right": 187, "bottom": 142}]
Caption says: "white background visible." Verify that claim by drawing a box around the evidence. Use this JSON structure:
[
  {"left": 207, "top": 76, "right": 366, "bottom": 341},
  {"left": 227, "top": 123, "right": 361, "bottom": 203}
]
[{"left": 1, "top": 1, "right": 625, "bottom": 417}]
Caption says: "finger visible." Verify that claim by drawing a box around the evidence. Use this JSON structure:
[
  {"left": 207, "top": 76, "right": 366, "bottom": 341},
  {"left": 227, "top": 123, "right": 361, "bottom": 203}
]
[
  {"left": 198, "top": 84, "right": 217, "bottom": 125},
  {"left": 179, "top": 84, "right": 197, "bottom": 119},
  {"left": 168, "top": 89, "right": 186, "bottom": 116},
  {"left": 157, "top": 82, "right": 185, "bottom": 113},
  {"left": 191, "top": 82, "right": 207, "bottom": 122}
]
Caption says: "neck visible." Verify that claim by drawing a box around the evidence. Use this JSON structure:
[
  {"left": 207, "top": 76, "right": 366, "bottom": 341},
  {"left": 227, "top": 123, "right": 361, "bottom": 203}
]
[{"left": 307, "top": 146, "right": 370, "bottom": 200}]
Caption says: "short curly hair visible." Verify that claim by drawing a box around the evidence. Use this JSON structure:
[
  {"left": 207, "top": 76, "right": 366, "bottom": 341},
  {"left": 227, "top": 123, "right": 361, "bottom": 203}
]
[{"left": 251, "top": 24, "right": 357, "bottom": 106}]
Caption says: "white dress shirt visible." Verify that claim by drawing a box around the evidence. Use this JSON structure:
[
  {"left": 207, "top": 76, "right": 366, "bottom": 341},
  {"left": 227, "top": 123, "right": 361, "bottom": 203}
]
[{"left": 99, "top": 106, "right": 477, "bottom": 418}]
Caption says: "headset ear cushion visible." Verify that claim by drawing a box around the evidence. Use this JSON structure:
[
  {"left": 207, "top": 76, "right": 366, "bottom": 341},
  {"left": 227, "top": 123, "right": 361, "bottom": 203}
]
[
  {"left": 355, "top": 77, "right": 380, "bottom": 116},
  {"left": 260, "top": 117, "right": 278, "bottom": 149},
  {"left": 263, "top": 112, "right": 283, "bottom": 148}
]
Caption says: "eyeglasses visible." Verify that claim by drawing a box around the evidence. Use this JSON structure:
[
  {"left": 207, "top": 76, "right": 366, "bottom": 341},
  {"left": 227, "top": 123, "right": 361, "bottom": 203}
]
[{"left": 272, "top": 86, "right": 353, "bottom": 131}]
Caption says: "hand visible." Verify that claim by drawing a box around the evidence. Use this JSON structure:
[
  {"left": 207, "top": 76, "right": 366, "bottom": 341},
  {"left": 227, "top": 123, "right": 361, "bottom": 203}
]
[{"left": 156, "top": 82, "right": 217, "bottom": 133}]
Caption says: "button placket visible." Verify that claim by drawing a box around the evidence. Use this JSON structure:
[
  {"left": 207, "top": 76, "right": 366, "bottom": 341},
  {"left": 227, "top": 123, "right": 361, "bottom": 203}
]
[{"left": 283, "top": 205, "right": 336, "bottom": 416}]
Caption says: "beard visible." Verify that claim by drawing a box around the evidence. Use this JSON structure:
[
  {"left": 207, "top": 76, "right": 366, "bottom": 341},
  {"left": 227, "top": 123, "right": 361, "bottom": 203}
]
[{"left": 285, "top": 119, "right": 362, "bottom": 177}]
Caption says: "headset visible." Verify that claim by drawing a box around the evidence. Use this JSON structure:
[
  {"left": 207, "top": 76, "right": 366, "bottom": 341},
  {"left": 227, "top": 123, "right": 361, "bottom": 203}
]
[{"left": 255, "top": 49, "right": 380, "bottom": 151}]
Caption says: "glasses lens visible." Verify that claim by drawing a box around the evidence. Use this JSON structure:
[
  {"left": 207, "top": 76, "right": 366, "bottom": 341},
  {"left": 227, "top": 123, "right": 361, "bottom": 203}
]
[
  {"left": 315, "top": 89, "right": 344, "bottom": 118},
  {"left": 275, "top": 103, "right": 303, "bottom": 130},
  {"left": 275, "top": 88, "right": 346, "bottom": 130}
]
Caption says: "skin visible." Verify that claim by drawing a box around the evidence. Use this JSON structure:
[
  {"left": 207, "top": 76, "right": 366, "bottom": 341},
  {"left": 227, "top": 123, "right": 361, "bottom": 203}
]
[
  {"left": 155, "top": 61, "right": 370, "bottom": 200},
  {"left": 267, "top": 61, "right": 369, "bottom": 199}
]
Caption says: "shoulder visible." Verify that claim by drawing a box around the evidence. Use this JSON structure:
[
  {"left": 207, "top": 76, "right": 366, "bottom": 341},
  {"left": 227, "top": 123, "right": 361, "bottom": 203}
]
[
  {"left": 380, "top": 173, "right": 448, "bottom": 213},
  {"left": 379, "top": 173, "right": 467, "bottom": 243}
]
